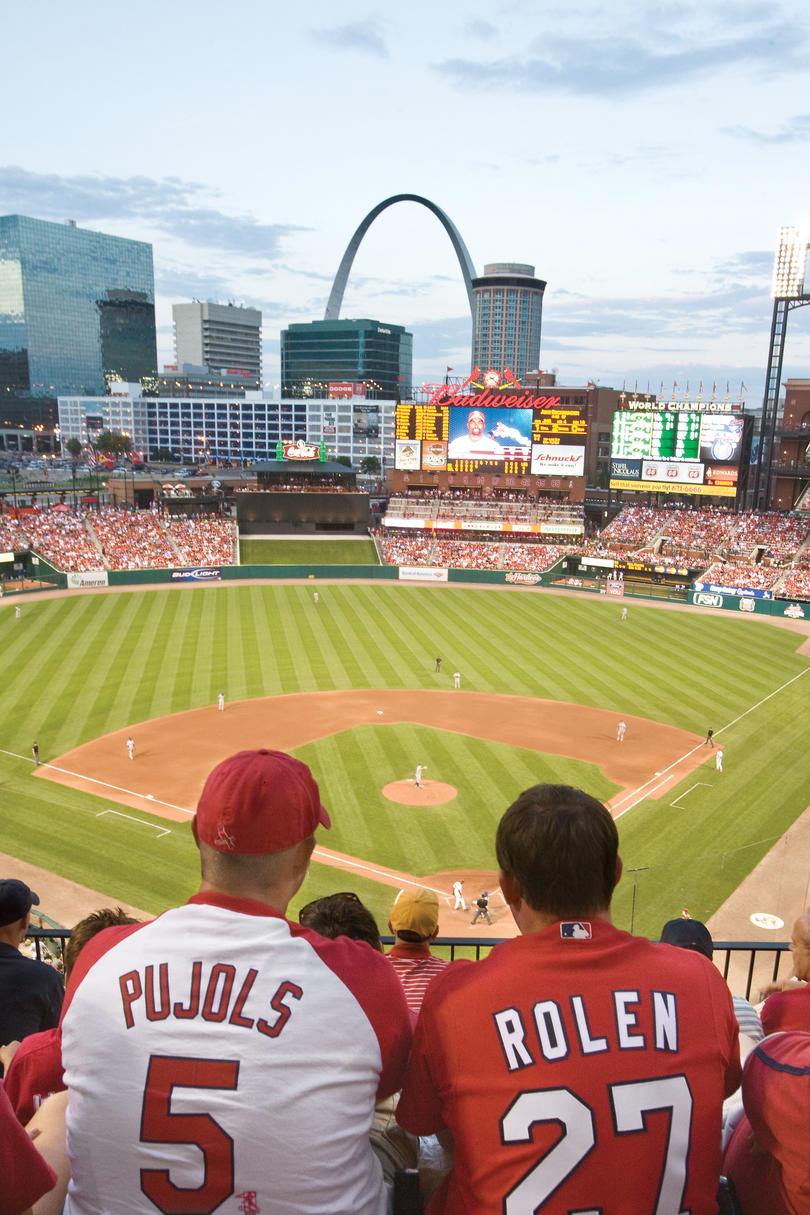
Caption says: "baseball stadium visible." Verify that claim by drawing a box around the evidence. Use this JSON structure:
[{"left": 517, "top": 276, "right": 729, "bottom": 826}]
[
  {"left": 2, "top": 408, "right": 810, "bottom": 1213},
  {"left": 1, "top": 430, "right": 808, "bottom": 956}
]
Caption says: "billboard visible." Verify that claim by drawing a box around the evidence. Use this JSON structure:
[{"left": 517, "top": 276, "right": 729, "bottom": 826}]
[
  {"left": 609, "top": 406, "right": 744, "bottom": 498},
  {"left": 395, "top": 394, "right": 587, "bottom": 477}
]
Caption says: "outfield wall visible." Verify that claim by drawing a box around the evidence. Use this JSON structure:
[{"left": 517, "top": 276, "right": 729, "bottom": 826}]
[{"left": 7, "top": 559, "right": 808, "bottom": 621}]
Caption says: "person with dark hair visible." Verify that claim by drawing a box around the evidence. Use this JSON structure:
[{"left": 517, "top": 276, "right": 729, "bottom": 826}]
[
  {"left": 59, "top": 749, "right": 411, "bottom": 1215},
  {"left": 398, "top": 783, "right": 741, "bottom": 1215},
  {"left": 659, "top": 917, "right": 763, "bottom": 1044},
  {"left": 298, "top": 891, "right": 383, "bottom": 952},
  {"left": 2, "top": 907, "right": 138, "bottom": 1124}
]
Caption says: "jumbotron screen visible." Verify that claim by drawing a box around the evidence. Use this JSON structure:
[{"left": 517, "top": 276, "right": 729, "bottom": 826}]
[
  {"left": 395, "top": 398, "right": 587, "bottom": 477},
  {"left": 609, "top": 405, "right": 744, "bottom": 498}
]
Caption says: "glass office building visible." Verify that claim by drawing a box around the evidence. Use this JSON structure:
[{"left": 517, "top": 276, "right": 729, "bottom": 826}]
[
  {"left": 0, "top": 215, "right": 157, "bottom": 396},
  {"left": 280, "top": 318, "right": 412, "bottom": 399}
]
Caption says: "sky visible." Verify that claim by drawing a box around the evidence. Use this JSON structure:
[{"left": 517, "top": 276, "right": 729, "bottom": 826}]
[{"left": 2, "top": 0, "right": 809, "bottom": 404}]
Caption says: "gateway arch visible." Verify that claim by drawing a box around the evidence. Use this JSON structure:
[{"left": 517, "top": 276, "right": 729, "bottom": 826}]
[{"left": 324, "top": 193, "right": 476, "bottom": 321}]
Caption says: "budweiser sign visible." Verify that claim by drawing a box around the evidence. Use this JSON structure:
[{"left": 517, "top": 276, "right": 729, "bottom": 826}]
[{"left": 283, "top": 440, "right": 320, "bottom": 460}]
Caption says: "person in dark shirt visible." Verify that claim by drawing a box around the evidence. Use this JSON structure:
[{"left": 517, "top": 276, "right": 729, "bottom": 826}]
[{"left": 0, "top": 879, "right": 63, "bottom": 1048}]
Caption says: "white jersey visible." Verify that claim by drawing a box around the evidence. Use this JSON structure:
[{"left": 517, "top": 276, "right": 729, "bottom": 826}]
[{"left": 62, "top": 893, "right": 411, "bottom": 1215}]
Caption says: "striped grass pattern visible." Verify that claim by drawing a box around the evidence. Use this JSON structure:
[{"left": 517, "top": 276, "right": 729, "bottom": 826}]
[{"left": 0, "top": 585, "right": 807, "bottom": 934}]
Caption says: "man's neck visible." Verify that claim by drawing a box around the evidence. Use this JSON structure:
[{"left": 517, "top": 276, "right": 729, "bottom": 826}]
[{"left": 196, "top": 880, "right": 290, "bottom": 916}]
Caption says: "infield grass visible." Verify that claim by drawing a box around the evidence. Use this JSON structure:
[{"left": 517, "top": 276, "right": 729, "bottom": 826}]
[{"left": 0, "top": 585, "right": 807, "bottom": 936}]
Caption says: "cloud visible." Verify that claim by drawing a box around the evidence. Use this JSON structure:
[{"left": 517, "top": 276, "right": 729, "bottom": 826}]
[
  {"left": 466, "top": 19, "right": 498, "bottom": 39},
  {"left": 311, "top": 19, "right": 388, "bottom": 58},
  {"left": 434, "top": 19, "right": 804, "bottom": 97},
  {"left": 723, "top": 114, "right": 810, "bottom": 143},
  {"left": 0, "top": 166, "right": 303, "bottom": 260}
]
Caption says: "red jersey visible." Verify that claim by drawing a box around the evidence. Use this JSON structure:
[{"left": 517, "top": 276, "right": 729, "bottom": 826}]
[
  {"left": 387, "top": 943, "right": 448, "bottom": 1014},
  {"left": 2, "top": 1025, "right": 64, "bottom": 1124},
  {"left": 398, "top": 919, "right": 741, "bottom": 1215},
  {"left": 0, "top": 1082, "right": 57, "bottom": 1214},
  {"left": 760, "top": 984, "right": 810, "bottom": 1035}
]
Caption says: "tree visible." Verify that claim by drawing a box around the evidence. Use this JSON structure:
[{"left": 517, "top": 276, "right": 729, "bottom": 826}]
[
  {"left": 150, "top": 448, "right": 176, "bottom": 463},
  {"left": 96, "top": 430, "right": 133, "bottom": 457},
  {"left": 66, "top": 438, "right": 82, "bottom": 461},
  {"left": 335, "top": 456, "right": 353, "bottom": 468},
  {"left": 359, "top": 456, "right": 381, "bottom": 475}
]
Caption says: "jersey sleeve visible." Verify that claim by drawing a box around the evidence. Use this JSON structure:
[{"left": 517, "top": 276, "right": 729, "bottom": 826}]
[
  {"left": 0, "top": 1084, "right": 57, "bottom": 1214},
  {"left": 290, "top": 925, "right": 413, "bottom": 1100},
  {"left": 3, "top": 1028, "right": 64, "bottom": 1126}
]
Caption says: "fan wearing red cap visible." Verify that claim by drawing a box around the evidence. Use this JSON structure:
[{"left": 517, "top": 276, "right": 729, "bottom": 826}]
[{"left": 59, "top": 749, "right": 412, "bottom": 1215}]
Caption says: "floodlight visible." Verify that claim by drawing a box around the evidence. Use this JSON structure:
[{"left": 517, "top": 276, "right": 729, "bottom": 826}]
[{"left": 772, "top": 225, "right": 809, "bottom": 299}]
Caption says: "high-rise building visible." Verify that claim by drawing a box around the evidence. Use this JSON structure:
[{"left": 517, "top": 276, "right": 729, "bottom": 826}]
[
  {"left": 280, "top": 318, "right": 412, "bottom": 400},
  {"left": 173, "top": 302, "right": 262, "bottom": 387},
  {"left": 471, "top": 262, "right": 546, "bottom": 381},
  {"left": 0, "top": 215, "right": 157, "bottom": 396}
]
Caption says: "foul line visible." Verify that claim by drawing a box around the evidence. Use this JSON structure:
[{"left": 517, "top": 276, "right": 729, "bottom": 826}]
[
  {"left": 0, "top": 746, "right": 194, "bottom": 817},
  {"left": 314, "top": 847, "right": 450, "bottom": 898},
  {"left": 670, "top": 782, "right": 711, "bottom": 809},
  {"left": 96, "top": 809, "right": 171, "bottom": 838},
  {"left": 612, "top": 666, "right": 808, "bottom": 820}
]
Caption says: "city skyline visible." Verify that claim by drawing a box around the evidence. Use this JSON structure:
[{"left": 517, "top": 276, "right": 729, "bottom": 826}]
[{"left": 3, "top": 0, "right": 809, "bottom": 403}]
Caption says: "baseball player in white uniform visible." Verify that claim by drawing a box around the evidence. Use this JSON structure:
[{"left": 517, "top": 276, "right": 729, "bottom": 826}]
[
  {"left": 621, "top": 606, "right": 628, "bottom": 622},
  {"left": 414, "top": 764, "right": 425, "bottom": 789},
  {"left": 452, "top": 879, "right": 466, "bottom": 911},
  {"left": 716, "top": 749, "right": 724, "bottom": 772},
  {"left": 217, "top": 691, "right": 225, "bottom": 712},
  {"left": 126, "top": 736, "right": 135, "bottom": 760},
  {"left": 616, "top": 720, "right": 627, "bottom": 742},
  {"left": 313, "top": 591, "right": 319, "bottom": 604},
  {"left": 15, "top": 605, "right": 21, "bottom": 619},
  {"left": 453, "top": 671, "right": 461, "bottom": 689},
  {"left": 59, "top": 748, "right": 411, "bottom": 1215}
]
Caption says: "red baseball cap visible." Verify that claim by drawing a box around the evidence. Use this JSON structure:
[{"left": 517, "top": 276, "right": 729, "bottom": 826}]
[{"left": 193, "top": 749, "right": 331, "bottom": 855}]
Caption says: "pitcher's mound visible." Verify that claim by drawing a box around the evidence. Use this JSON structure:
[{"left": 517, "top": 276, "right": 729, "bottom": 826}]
[{"left": 383, "top": 780, "right": 457, "bottom": 806}]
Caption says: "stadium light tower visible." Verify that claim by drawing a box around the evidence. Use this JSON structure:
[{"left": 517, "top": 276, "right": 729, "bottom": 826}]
[{"left": 753, "top": 224, "right": 810, "bottom": 508}]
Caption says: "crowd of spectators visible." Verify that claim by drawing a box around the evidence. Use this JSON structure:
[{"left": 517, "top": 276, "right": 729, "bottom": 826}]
[
  {"left": 5, "top": 767, "right": 808, "bottom": 1214},
  {"left": 658, "top": 507, "right": 737, "bottom": 557},
  {"left": 0, "top": 506, "right": 237, "bottom": 573},
  {"left": 700, "top": 561, "right": 782, "bottom": 591},
  {"left": 11, "top": 509, "right": 102, "bottom": 573},
  {"left": 726, "top": 511, "right": 809, "bottom": 561},
  {"left": 164, "top": 515, "right": 236, "bottom": 566},
  {"left": 89, "top": 509, "right": 181, "bottom": 570},
  {"left": 775, "top": 566, "right": 810, "bottom": 600},
  {"left": 600, "top": 505, "right": 668, "bottom": 546},
  {"left": 377, "top": 529, "right": 574, "bottom": 572}
]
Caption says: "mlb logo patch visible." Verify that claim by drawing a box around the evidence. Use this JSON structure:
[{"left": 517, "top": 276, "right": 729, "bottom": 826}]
[{"left": 560, "top": 921, "right": 592, "bottom": 939}]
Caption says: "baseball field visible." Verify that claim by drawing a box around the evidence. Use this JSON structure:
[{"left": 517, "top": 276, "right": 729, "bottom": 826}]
[{"left": 0, "top": 581, "right": 808, "bottom": 939}]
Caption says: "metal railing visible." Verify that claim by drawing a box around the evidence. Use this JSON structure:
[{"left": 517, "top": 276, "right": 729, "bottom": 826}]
[{"left": 29, "top": 928, "right": 790, "bottom": 1002}]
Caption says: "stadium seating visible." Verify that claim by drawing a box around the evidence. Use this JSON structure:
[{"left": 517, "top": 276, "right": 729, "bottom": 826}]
[{"left": 0, "top": 506, "right": 237, "bottom": 572}]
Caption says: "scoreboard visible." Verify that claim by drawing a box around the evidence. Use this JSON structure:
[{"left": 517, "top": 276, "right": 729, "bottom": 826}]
[
  {"left": 394, "top": 404, "right": 445, "bottom": 443},
  {"left": 611, "top": 412, "right": 700, "bottom": 460},
  {"left": 610, "top": 407, "right": 745, "bottom": 498},
  {"left": 395, "top": 399, "right": 587, "bottom": 477}
]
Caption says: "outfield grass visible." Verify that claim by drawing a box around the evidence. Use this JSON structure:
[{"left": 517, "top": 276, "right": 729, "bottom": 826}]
[
  {"left": 0, "top": 585, "right": 807, "bottom": 936},
  {"left": 239, "top": 538, "right": 379, "bottom": 565}
]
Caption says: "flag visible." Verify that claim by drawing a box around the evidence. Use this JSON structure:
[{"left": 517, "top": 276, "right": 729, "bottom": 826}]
[
  {"left": 85, "top": 443, "right": 96, "bottom": 468},
  {"left": 446, "top": 366, "right": 454, "bottom": 373}
]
